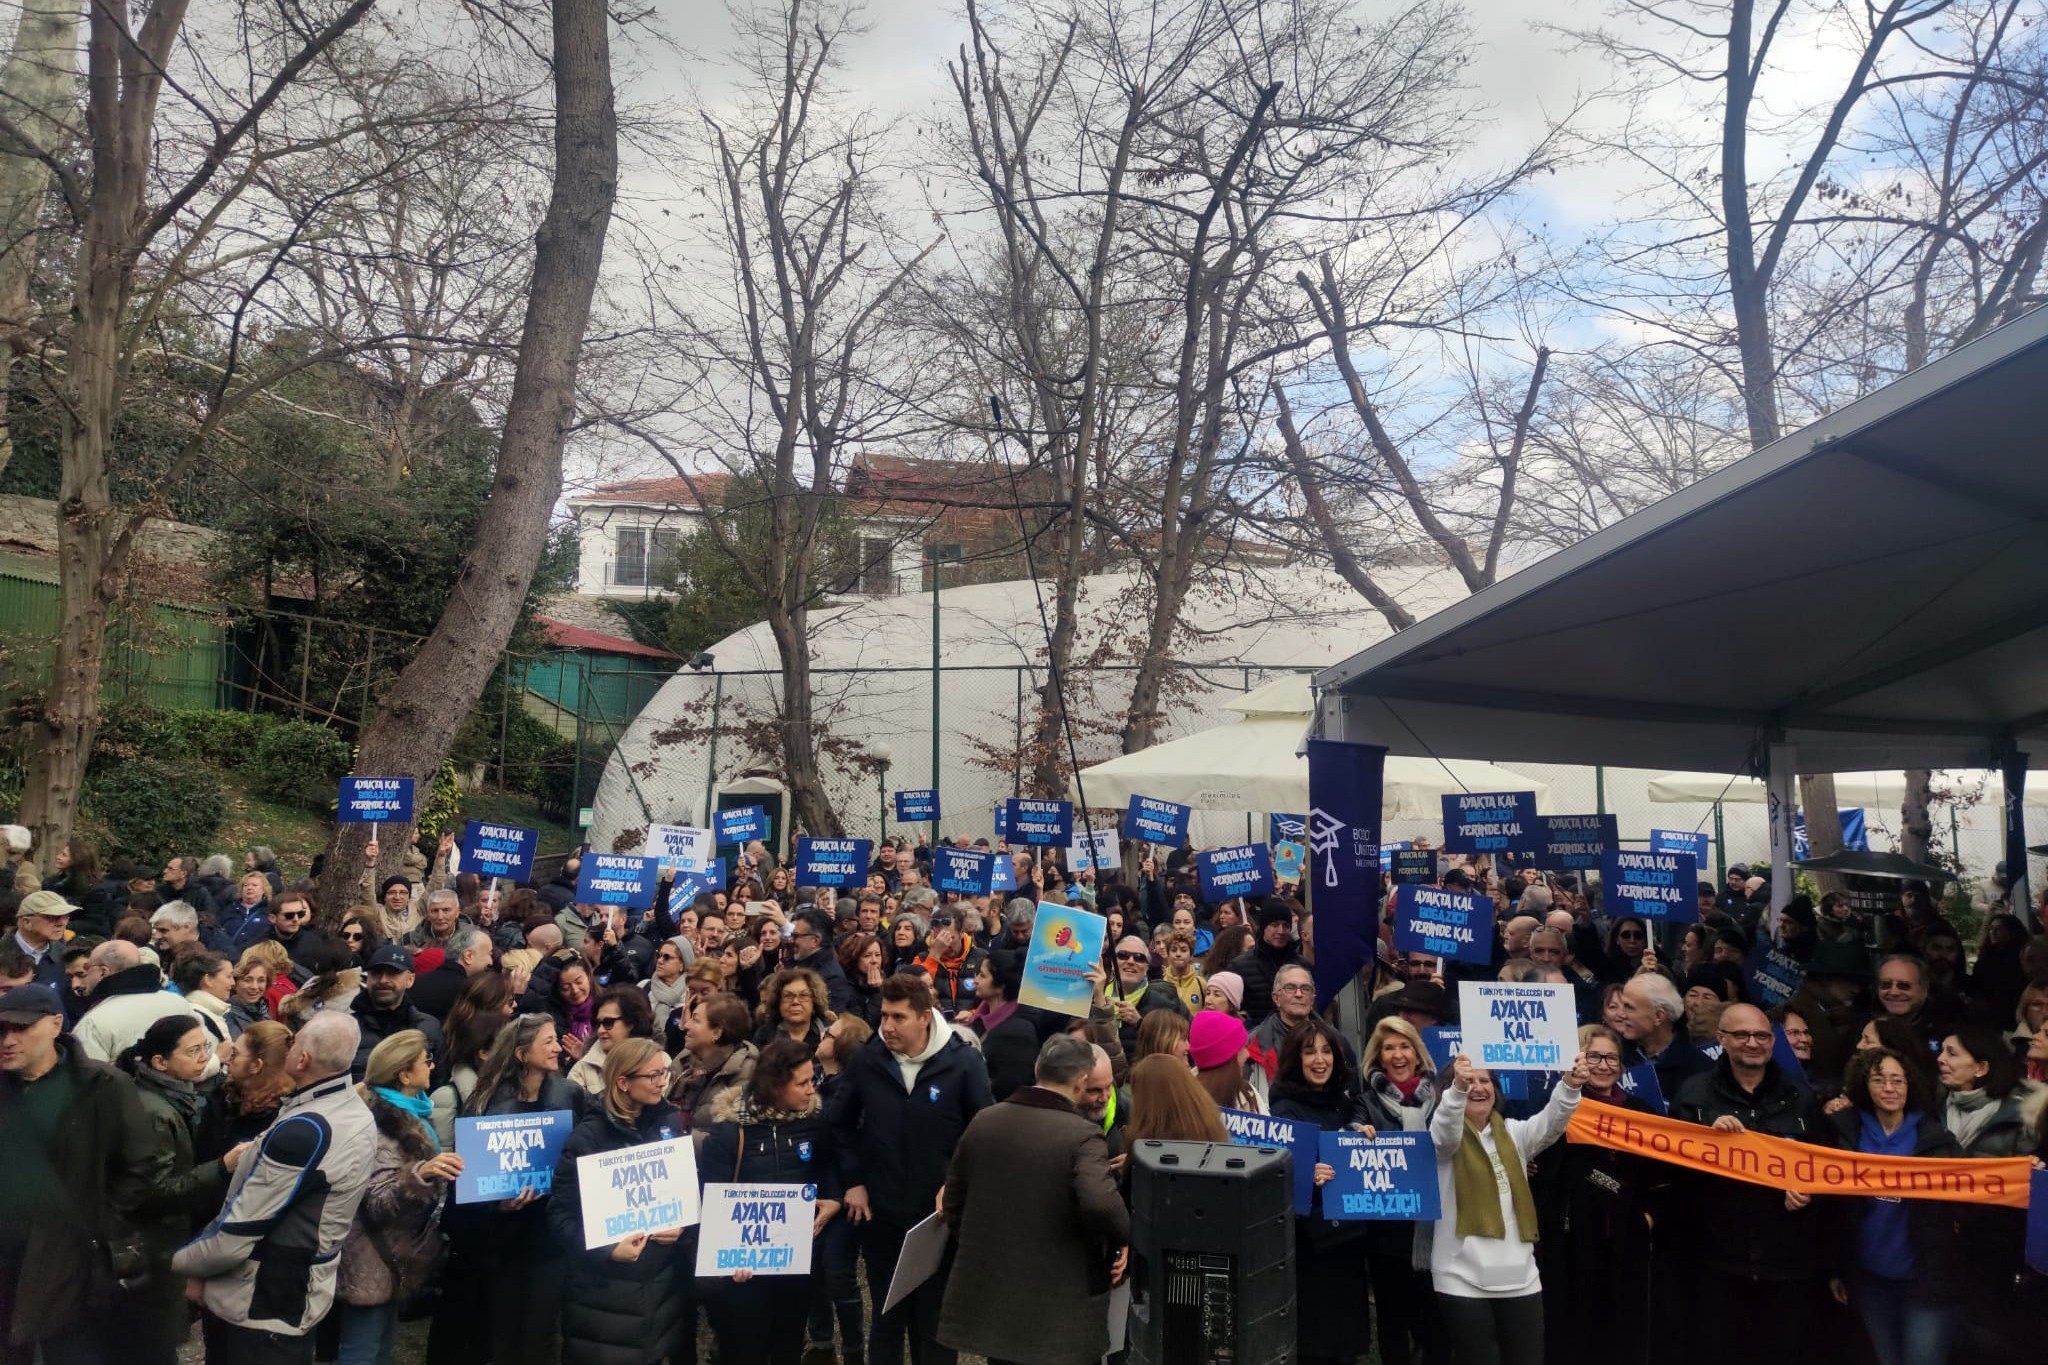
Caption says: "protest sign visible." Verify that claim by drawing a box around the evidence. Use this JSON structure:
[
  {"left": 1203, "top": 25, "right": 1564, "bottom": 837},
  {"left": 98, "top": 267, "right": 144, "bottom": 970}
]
[
  {"left": 576, "top": 1134, "right": 700, "bottom": 1249},
  {"left": 1221, "top": 1108, "right": 1318, "bottom": 1215},
  {"left": 1600, "top": 849, "right": 1697, "bottom": 921},
  {"left": 1420, "top": 1027, "right": 1528, "bottom": 1100},
  {"left": 1458, "top": 982, "right": 1579, "bottom": 1072},
  {"left": 1272, "top": 841, "right": 1306, "bottom": 883},
  {"left": 993, "top": 804, "right": 1010, "bottom": 839},
  {"left": 1794, "top": 808, "right": 1869, "bottom": 859},
  {"left": 1617, "top": 1063, "right": 1666, "bottom": 1116},
  {"left": 714, "top": 805, "right": 767, "bottom": 844},
  {"left": 575, "top": 854, "right": 657, "bottom": 909},
  {"left": 1316, "top": 1132, "right": 1440, "bottom": 1221},
  {"left": 1539, "top": 814, "right": 1617, "bottom": 870},
  {"left": 1269, "top": 813, "right": 1308, "bottom": 845},
  {"left": 1440, "top": 792, "right": 1541, "bottom": 855},
  {"left": 695, "top": 1184, "right": 816, "bottom": 1277},
  {"left": 1124, "top": 795, "right": 1192, "bottom": 847},
  {"left": 1017, "top": 901, "right": 1105, "bottom": 1016},
  {"left": 2028, "top": 1170, "right": 2048, "bottom": 1274},
  {"left": 646, "top": 824, "right": 713, "bottom": 876},
  {"left": 1744, "top": 939, "right": 1808, "bottom": 1009},
  {"left": 932, "top": 846, "right": 993, "bottom": 897},
  {"left": 1069, "top": 829, "right": 1118, "bottom": 872},
  {"left": 990, "top": 854, "right": 1017, "bottom": 892},
  {"left": 1649, "top": 829, "right": 1710, "bottom": 863},
  {"left": 894, "top": 790, "right": 938, "bottom": 823},
  {"left": 1391, "top": 848, "right": 1437, "bottom": 884},
  {"left": 881, "top": 1212, "right": 949, "bottom": 1314},
  {"left": 459, "top": 820, "right": 537, "bottom": 883},
  {"left": 794, "top": 838, "right": 872, "bottom": 889},
  {"left": 1196, "top": 843, "right": 1275, "bottom": 902},
  {"left": 670, "top": 858, "right": 727, "bottom": 905},
  {"left": 339, "top": 777, "right": 413, "bottom": 824},
  {"left": 1391, "top": 883, "right": 1491, "bottom": 965},
  {"left": 454, "top": 1111, "right": 573, "bottom": 1204},
  {"left": 1003, "top": 799, "right": 1073, "bottom": 846}
]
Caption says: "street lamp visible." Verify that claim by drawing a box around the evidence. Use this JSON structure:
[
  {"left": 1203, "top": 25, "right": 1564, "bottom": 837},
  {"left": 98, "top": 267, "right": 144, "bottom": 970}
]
[{"left": 874, "top": 742, "right": 893, "bottom": 843}]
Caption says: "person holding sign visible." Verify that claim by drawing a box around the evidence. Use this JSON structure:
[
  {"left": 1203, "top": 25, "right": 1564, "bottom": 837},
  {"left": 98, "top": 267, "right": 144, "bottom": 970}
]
[
  {"left": 1268, "top": 1020, "right": 1377, "bottom": 1365},
  {"left": 698, "top": 1038, "right": 843, "bottom": 1365},
  {"left": 1356, "top": 1019, "right": 1445, "bottom": 1365},
  {"left": 1426, "top": 1049, "right": 1587, "bottom": 1365},
  {"left": 547, "top": 1037, "right": 695, "bottom": 1365}
]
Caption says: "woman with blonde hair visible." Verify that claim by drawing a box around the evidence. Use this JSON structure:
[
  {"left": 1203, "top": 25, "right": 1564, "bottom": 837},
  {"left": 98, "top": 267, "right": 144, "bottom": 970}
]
[
  {"left": 754, "top": 965, "right": 833, "bottom": 1051},
  {"left": 1358, "top": 1015, "right": 1442, "bottom": 1365},
  {"left": 228, "top": 942, "right": 290, "bottom": 1035}
]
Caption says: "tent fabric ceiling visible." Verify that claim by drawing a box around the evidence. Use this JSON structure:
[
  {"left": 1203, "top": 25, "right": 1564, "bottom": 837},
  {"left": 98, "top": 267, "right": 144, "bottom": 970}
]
[{"left": 1315, "top": 306, "right": 2048, "bottom": 774}]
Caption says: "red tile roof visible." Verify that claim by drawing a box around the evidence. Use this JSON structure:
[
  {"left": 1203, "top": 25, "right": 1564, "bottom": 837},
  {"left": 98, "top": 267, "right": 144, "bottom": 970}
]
[{"left": 536, "top": 617, "right": 678, "bottom": 660}]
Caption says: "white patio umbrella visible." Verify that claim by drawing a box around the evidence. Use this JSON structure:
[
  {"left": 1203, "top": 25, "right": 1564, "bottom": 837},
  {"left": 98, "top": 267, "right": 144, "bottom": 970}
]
[
  {"left": 1645, "top": 769, "right": 2048, "bottom": 808},
  {"left": 1074, "top": 674, "right": 1549, "bottom": 818}
]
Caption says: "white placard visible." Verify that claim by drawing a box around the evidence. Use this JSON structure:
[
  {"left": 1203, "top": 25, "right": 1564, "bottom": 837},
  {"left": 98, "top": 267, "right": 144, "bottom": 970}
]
[
  {"left": 881, "top": 1209, "right": 950, "bottom": 1313},
  {"left": 694, "top": 1182, "right": 817, "bottom": 1277},
  {"left": 647, "top": 823, "right": 713, "bottom": 875},
  {"left": 1455, "top": 981, "right": 1579, "bottom": 1073},
  {"left": 1068, "top": 829, "right": 1118, "bottom": 872},
  {"left": 576, "top": 1134, "right": 700, "bottom": 1250}
]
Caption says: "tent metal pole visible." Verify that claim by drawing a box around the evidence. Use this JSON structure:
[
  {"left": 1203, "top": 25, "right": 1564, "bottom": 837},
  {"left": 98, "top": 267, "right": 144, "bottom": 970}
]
[
  {"left": 1766, "top": 744, "right": 1796, "bottom": 915},
  {"left": 1713, "top": 802, "right": 1726, "bottom": 884}
]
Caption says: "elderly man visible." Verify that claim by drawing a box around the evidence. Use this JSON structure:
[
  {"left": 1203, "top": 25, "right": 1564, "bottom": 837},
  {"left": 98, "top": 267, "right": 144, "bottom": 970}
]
[
  {"left": 1250, "top": 962, "right": 1357, "bottom": 1082},
  {"left": 175, "top": 1012, "right": 377, "bottom": 1363},
  {"left": 72, "top": 940, "right": 218, "bottom": 1078},
  {"left": 9, "top": 889, "right": 73, "bottom": 990},
  {"left": 1104, "top": 937, "right": 1186, "bottom": 1056},
  {"left": 151, "top": 900, "right": 203, "bottom": 957},
  {"left": 1615, "top": 971, "right": 1712, "bottom": 1101},
  {"left": 409, "top": 922, "right": 492, "bottom": 1021},
  {"left": 405, "top": 889, "right": 466, "bottom": 953}
]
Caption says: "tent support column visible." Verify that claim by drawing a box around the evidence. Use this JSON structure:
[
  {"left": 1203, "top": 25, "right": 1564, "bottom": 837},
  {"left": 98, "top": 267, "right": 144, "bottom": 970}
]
[
  {"left": 2002, "top": 749, "right": 2030, "bottom": 917},
  {"left": 1766, "top": 743, "right": 1796, "bottom": 915}
]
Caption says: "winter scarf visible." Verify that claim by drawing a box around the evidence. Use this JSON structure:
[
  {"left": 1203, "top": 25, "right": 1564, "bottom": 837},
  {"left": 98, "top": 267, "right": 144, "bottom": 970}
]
[
  {"left": 373, "top": 1087, "right": 440, "bottom": 1150},
  {"left": 1452, "top": 1110, "right": 1537, "bottom": 1242},
  {"left": 1944, "top": 1086, "right": 1998, "bottom": 1152},
  {"left": 646, "top": 973, "right": 691, "bottom": 1038}
]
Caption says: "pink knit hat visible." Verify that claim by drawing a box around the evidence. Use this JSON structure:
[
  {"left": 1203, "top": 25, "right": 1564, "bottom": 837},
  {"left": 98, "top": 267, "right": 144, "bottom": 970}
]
[
  {"left": 1188, "top": 1010, "right": 1248, "bottom": 1070},
  {"left": 1206, "top": 970, "right": 1245, "bottom": 1012}
]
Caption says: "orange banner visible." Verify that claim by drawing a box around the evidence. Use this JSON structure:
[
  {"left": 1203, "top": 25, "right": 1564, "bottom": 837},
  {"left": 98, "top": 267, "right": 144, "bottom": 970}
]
[{"left": 1566, "top": 1104, "right": 2032, "bottom": 1209}]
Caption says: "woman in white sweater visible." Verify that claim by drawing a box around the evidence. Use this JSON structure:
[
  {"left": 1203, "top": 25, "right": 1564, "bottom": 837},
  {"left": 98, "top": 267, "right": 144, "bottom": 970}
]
[{"left": 1427, "top": 1051, "right": 1586, "bottom": 1365}]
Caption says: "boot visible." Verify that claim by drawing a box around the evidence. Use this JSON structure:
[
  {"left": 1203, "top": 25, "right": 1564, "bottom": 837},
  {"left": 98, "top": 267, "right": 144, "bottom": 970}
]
[{"left": 801, "top": 1348, "right": 836, "bottom": 1365}]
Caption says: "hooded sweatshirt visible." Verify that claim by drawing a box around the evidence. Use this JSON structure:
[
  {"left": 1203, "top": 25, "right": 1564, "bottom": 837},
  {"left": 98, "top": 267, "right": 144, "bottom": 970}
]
[{"left": 895, "top": 1010, "right": 954, "bottom": 1091}]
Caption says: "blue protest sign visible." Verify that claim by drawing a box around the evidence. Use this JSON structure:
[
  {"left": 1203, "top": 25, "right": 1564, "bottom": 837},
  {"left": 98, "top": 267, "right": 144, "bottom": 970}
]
[
  {"left": 894, "top": 789, "right": 938, "bottom": 823},
  {"left": 1391, "top": 848, "right": 1437, "bottom": 884},
  {"left": 1600, "top": 849, "right": 1697, "bottom": 921},
  {"left": 1316, "top": 1131, "right": 1440, "bottom": 1221},
  {"left": 460, "top": 819, "right": 538, "bottom": 883},
  {"left": 2026, "top": 1170, "right": 2048, "bottom": 1274},
  {"left": 993, "top": 804, "right": 1010, "bottom": 839},
  {"left": 1650, "top": 828, "right": 1710, "bottom": 863},
  {"left": 794, "top": 838, "right": 872, "bottom": 888},
  {"left": 1272, "top": 841, "right": 1306, "bottom": 883},
  {"left": 1420, "top": 1027, "right": 1526, "bottom": 1099},
  {"left": 1003, "top": 799, "right": 1072, "bottom": 846},
  {"left": 714, "top": 805, "right": 767, "bottom": 844},
  {"left": 1124, "top": 795, "right": 1192, "bottom": 846},
  {"left": 1539, "top": 814, "right": 1616, "bottom": 870},
  {"left": 1391, "top": 883, "right": 1492, "bottom": 965},
  {"left": 1222, "top": 1108, "right": 1319, "bottom": 1215},
  {"left": 339, "top": 777, "right": 413, "bottom": 824},
  {"left": 932, "top": 846, "right": 993, "bottom": 896},
  {"left": 1196, "top": 844, "right": 1275, "bottom": 902},
  {"left": 671, "top": 857, "right": 727, "bottom": 905},
  {"left": 1616, "top": 1063, "right": 1666, "bottom": 1116},
  {"left": 454, "top": 1110, "right": 573, "bottom": 1203},
  {"left": 1744, "top": 938, "right": 1807, "bottom": 1009},
  {"left": 1772, "top": 1026, "right": 1808, "bottom": 1083},
  {"left": 1269, "top": 812, "right": 1308, "bottom": 846},
  {"left": 1793, "top": 808, "right": 1869, "bottom": 859},
  {"left": 577, "top": 854, "right": 657, "bottom": 909},
  {"left": 1306, "top": 741, "right": 1387, "bottom": 1012},
  {"left": 990, "top": 853, "right": 1017, "bottom": 892},
  {"left": 1440, "top": 792, "right": 1540, "bottom": 855}
]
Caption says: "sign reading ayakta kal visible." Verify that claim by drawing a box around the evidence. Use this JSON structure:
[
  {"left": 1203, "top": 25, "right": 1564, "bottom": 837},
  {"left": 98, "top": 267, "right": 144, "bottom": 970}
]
[
  {"left": 460, "top": 819, "right": 538, "bottom": 883},
  {"left": 714, "top": 805, "right": 767, "bottom": 844},
  {"left": 1069, "top": 829, "right": 1118, "bottom": 872},
  {"left": 454, "top": 1110, "right": 573, "bottom": 1204},
  {"left": 1538, "top": 814, "right": 1617, "bottom": 870},
  {"left": 670, "top": 857, "right": 727, "bottom": 905},
  {"left": 1221, "top": 1108, "right": 1317, "bottom": 1216},
  {"left": 990, "top": 853, "right": 1017, "bottom": 892},
  {"left": 932, "top": 846, "right": 993, "bottom": 897},
  {"left": 695, "top": 1183, "right": 817, "bottom": 1277},
  {"left": 1391, "top": 848, "right": 1437, "bottom": 884},
  {"left": 1600, "top": 849, "right": 1698, "bottom": 921},
  {"left": 1391, "top": 883, "right": 1491, "bottom": 965},
  {"left": 645, "top": 824, "right": 713, "bottom": 876},
  {"left": 1439, "top": 792, "right": 1541, "bottom": 855},
  {"left": 1003, "top": 798, "right": 1073, "bottom": 846},
  {"left": 1123, "top": 795, "right": 1191, "bottom": 847},
  {"left": 1649, "top": 828, "right": 1710, "bottom": 863},
  {"left": 339, "top": 777, "right": 413, "bottom": 824},
  {"left": 577, "top": 1133, "right": 699, "bottom": 1250},
  {"left": 1457, "top": 981, "right": 1579, "bottom": 1072},
  {"left": 794, "top": 838, "right": 872, "bottom": 888},
  {"left": 894, "top": 790, "right": 938, "bottom": 823},
  {"left": 1317, "top": 1132, "right": 1440, "bottom": 1221},
  {"left": 576, "top": 854, "right": 657, "bottom": 909},
  {"left": 1744, "top": 938, "right": 1807, "bottom": 1008},
  {"left": 1196, "top": 843, "right": 1275, "bottom": 902}
]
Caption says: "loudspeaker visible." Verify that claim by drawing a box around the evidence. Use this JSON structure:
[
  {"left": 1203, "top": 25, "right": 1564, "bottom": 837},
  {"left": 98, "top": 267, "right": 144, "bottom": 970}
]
[{"left": 1127, "top": 1139, "right": 1294, "bottom": 1365}]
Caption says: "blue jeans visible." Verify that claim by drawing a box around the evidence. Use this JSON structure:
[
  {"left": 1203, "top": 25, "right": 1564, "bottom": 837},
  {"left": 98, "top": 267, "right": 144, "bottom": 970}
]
[
  {"left": 334, "top": 1302, "right": 400, "bottom": 1365},
  {"left": 1854, "top": 1274, "right": 1954, "bottom": 1365}
]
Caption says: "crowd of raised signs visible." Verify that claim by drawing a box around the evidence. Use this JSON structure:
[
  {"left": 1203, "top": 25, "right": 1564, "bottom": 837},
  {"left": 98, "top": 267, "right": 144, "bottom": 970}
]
[{"left": 2, "top": 777, "right": 2046, "bottom": 1365}]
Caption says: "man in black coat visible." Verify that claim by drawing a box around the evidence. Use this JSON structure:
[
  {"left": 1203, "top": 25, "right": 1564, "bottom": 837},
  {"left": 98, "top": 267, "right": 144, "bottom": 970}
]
[
  {"left": 350, "top": 944, "right": 445, "bottom": 1080},
  {"left": 787, "top": 908, "right": 852, "bottom": 1013},
  {"left": 829, "top": 973, "right": 993, "bottom": 1365}
]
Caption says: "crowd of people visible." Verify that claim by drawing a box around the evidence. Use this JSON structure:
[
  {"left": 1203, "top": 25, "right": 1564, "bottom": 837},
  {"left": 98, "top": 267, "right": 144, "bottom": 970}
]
[{"left": 3, "top": 825, "right": 2046, "bottom": 1365}]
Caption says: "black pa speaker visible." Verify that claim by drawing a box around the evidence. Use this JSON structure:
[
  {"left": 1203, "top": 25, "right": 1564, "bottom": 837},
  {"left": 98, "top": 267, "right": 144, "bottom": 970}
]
[{"left": 1127, "top": 1139, "right": 1294, "bottom": 1365}]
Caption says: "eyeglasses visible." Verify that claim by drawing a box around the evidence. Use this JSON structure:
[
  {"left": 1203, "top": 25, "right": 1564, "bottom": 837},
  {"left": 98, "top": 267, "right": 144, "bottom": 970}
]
[
  {"left": 341, "top": 929, "right": 364, "bottom": 942},
  {"left": 1869, "top": 1075, "right": 1910, "bottom": 1089},
  {"left": 595, "top": 1015, "right": 625, "bottom": 1030},
  {"left": 655, "top": 951, "right": 680, "bottom": 962},
  {"left": 1584, "top": 1053, "right": 1623, "bottom": 1069},
  {"left": 1718, "top": 1030, "right": 1773, "bottom": 1045},
  {"left": 1878, "top": 978, "right": 1916, "bottom": 991},
  {"left": 626, "top": 1067, "right": 670, "bottom": 1083},
  {"left": 277, "top": 911, "right": 309, "bottom": 923},
  {"left": 1114, "top": 951, "right": 1149, "bottom": 963},
  {"left": 1274, "top": 983, "right": 1314, "bottom": 996}
]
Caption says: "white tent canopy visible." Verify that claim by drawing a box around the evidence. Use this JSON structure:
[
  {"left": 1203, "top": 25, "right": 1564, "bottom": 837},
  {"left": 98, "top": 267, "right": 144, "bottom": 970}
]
[{"left": 1646, "top": 769, "right": 2047, "bottom": 807}]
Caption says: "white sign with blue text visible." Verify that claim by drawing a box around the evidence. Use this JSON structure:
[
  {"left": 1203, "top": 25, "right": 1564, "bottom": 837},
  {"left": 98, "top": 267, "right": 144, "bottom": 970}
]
[
  {"left": 1457, "top": 981, "right": 1579, "bottom": 1072},
  {"left": 1069, "top": 829, "right": 1118, "bottom": 872},
  {"left": 646, "top": 824, "right": 713, "bottom": 876},
  {"left": 695, "top": 1183, "right": 816, "bottom": 1276},
  {"left": 576, "top": 1134, "right": 700, "bottom": 1250}
]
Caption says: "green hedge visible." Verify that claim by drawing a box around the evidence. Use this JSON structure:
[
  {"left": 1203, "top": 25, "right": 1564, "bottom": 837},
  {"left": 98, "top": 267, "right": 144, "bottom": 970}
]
[
  {"left": 91, "top": 700, "right": 349, "bottom": 814},
  {"left": 84, "top": 756, "right": 227, "bottom": 868}
]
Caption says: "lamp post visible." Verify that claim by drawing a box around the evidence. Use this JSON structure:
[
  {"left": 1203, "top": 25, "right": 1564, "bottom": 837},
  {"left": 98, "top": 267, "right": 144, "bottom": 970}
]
[{"left": 875, "top": 742, "right": 893, "bottom": 844}]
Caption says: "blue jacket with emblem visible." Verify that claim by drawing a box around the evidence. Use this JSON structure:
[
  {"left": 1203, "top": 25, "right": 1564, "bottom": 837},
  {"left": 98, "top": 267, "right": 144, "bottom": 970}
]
[{"left": 698, "top": 1086, "right": 842, "bottom": 1197}]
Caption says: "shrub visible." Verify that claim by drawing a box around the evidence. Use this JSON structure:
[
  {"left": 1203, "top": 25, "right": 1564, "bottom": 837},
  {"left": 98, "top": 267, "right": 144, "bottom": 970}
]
[
  {"left": 248, "top": 718, "right": 351, "bottom": 811},
  {"left": 94, "top": 698, "right": 190, "bottom": 764},
  {"left": 498, "top": 710, "right": 564, "bottom": 796},
  {"left": 85, "top": 757, "right": 225, "bottom": 868},
  {"left": 167, "top": 708, "right": 262, "bottom": 768}
]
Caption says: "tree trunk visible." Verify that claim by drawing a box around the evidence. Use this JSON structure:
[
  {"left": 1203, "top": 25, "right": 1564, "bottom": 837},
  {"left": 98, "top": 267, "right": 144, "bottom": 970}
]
[
  {"left": 1026, "top": 458, "right": 1088, "bottom": 797},
  {"left": 769, "top": 603, "right": 842, "bottom": 838},
  {"left": 1900, "top": 767, "right": 1933, "bottom": 864},
  {"left": 0, "top": 0, "right": 85, "bottom": 476},
  {"left": 1798, "top": 772, "right": 1845, "bottom": 894},
  {"left": 316, "top": 0, "right": 616, "bottom": 910}
]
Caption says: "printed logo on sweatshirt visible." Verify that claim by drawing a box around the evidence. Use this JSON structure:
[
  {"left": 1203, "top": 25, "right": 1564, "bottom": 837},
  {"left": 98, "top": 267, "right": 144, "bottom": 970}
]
[{"left": 928, "top": 1084, "right": 941, "bottom": 1103}]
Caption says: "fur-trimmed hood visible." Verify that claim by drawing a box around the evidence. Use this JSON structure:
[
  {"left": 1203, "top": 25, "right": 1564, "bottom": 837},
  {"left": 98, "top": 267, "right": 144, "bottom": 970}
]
[{"left": 705, "top": 1085, "right": 822, "bottom": 1126}]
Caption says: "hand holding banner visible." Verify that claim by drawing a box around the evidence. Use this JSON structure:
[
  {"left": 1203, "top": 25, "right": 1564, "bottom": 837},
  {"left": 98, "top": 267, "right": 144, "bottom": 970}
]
[
  {"left": 695, "top": 1184, "right": 817, "bottom": 1276},
  {"left": 455, "top": 1111, "right": 573, "bottom": 1203},
  {"left": 1316, "top": 1132, "right": 1439, "bottom": 1220},
  {"left": 576, "top": 1135, "right": 700, "bottom": 1249},
  {"left": 1017, "top": 901, "right": 1105, "bottom": 1017},
  {"left": 1458, "top": 982, "right": 1578, "bottom": 1072}
]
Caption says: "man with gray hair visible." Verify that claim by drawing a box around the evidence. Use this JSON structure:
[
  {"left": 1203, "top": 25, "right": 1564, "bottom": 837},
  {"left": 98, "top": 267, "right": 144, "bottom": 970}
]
[
  {"left": 73, "top": 939, "right": 219, "bottom": 1077},
  {"left": 176, "top": 1011, "right": 377, "bottom": 1360},
  {"left": 403, "top": 888, "right": 466, "bottom": 953},
  {"left": 150, "top": 900, "right": 201, "bottom": 955},
  {"left": 938, "top": 1033, "right": 1131, "bottom": 1365},
  {"left": 1617, "top": 969, "right": 1711, "bottom": 1101},
  {"left": 408, "top": 921, "right": 493, "bottom": 1021}
]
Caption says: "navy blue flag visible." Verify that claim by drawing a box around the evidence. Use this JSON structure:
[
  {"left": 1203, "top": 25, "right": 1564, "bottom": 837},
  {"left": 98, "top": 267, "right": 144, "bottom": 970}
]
[
  {"left": 993, "top": 804, "right": 1009, "bottom": 839},
  {"left": 794, "top": 838, "right": 872, "bottom": 888},
  {"left": 1617, "top": 1062, "right": 1666, "bottom": 1115},
  {"left": 1439, "top": 792, "right": 1540, "bottom": 855},
  {"left": 1196, "top": 843, "right": 1275, "bottom": 902},
  {"left": 1538, "top": 814, "right": 1615, "bottom": 869},
  {"left": 460, "top": 820, "right": 537, "bottom": 883},
  {"left": 1600, "top": 849, "right": 1698, "bottom": 921},
  {"left": 2026, "top": 1170, "right": 2048, "bottom": 1274},
  {"left": 1306, "top": 738, "right": 1387, "bottom": 1011},
  {"left": 932, "top": 846, "right": 993, "bottom": 896},
  {"left": 714, "top": 805, "right": 766, "bottom": 844},
  {"left": 576, "top": 854, "right": 657, "bottom": 909},
  {"left": 1124, "top": 795, "right": 1192, "bottom": 846},
  {"left": 1792, "top": 808, "right": 1870, "bottom": 859},
  {"left": 1269, "top": 812, "right": 1308, "bottom": 846},
  {"left": 339, "top": 777, "right": 414, "bottom": 824},
  {"left": 894, "top": 789, "right": 938, "bottom": 822},
  {"left": 1003, "top": 799, "right": 1072, "bottom": 846},
  {"left": 1391, "top": 883, "right": 1491, "bottom": 965},
  {"left": 1772, "top": 1025, "right": 1808, "bottom": 1082}
]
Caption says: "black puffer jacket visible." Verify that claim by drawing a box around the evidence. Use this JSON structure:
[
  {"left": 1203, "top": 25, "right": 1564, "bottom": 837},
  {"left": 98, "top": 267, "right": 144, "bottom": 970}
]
[
  {"left": 827, "top": 1016, "right": 994, "bottom": 1227},
  {"left": 699, "top": 1088, "right": 843, "bottom": 1197},
  {"left": 547, "top": 1099, "right": 692, "bottom": 1365},
  {"left": 1227, "top": 938, "right": 1304, "bottom": 1027}
]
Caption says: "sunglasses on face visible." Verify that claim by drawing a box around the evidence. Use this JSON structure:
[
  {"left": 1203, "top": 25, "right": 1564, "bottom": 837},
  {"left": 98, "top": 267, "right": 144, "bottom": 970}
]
[
  {"left": 341, "top": 929, "right": 364, "bottom": 942},
  {"left": 1114, "top": 951, "right": 1148, "bottom": 963},
  {"left": 596, "top": 1015, "right": 624, "bottom": 1029}
]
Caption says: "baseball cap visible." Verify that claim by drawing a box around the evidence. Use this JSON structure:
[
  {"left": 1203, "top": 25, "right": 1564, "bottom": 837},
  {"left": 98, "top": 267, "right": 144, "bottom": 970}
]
[
  {"left": 17, "top": 890, "right": 77, "bottom": 919},
  {"left": 0, "top": 983, "right": 64, "bottom": 1024},
  {"left": 366, "top": 943, "right": 414, "bottom": 973}
]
